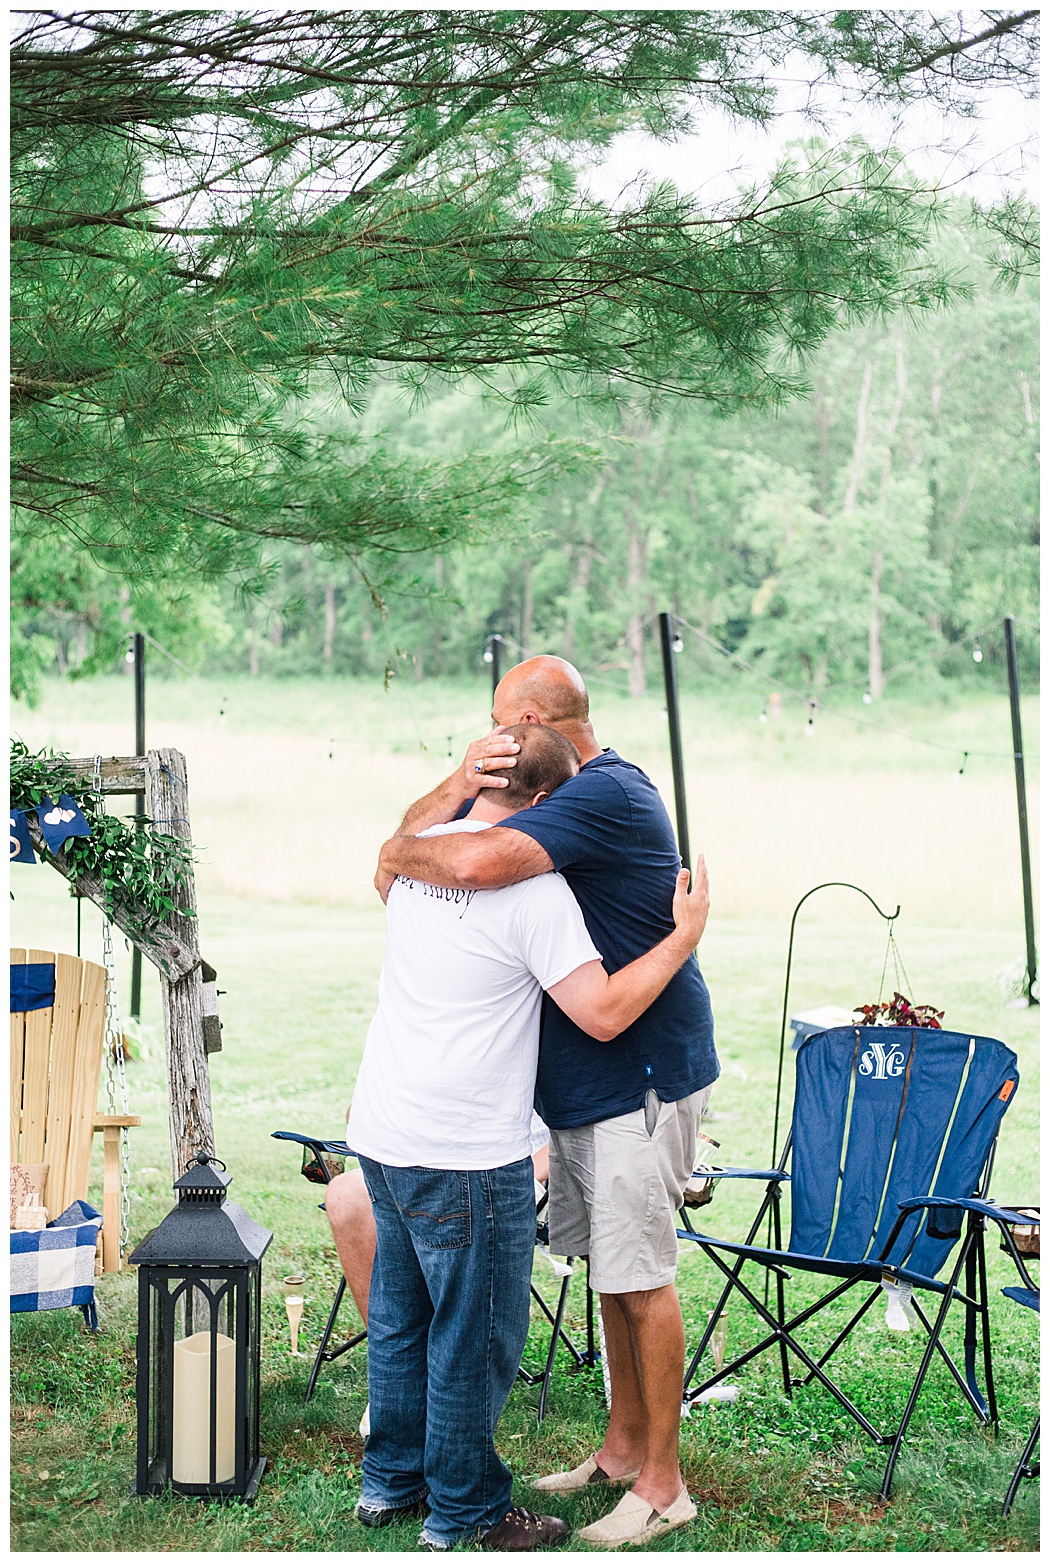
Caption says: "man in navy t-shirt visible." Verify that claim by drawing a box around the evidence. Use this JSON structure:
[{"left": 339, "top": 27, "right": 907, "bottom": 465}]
[{"left": 376, "top": 656, "right": 718, "bottom": 1548}]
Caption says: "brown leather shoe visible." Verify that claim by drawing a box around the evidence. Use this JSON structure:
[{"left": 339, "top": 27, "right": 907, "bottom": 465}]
[{"left": 481, "top": 1506, "right": 570, "bottom": 1551}]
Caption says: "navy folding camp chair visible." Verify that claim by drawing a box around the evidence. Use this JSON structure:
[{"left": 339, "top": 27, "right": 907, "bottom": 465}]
[
  {"left": 272, "top": 1129, "right": 592, "bottom": 1419},
  {"left": 987, "top": 1208, "right": 1039, "bottom": 1516},
  {"left": 679, "top": 1024, "right": 1020, "bottom": 1498}
]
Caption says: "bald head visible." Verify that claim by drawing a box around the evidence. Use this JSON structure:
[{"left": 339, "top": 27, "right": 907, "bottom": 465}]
[{"left": 494, "top": 656, "right": 589, "bottom": 726}]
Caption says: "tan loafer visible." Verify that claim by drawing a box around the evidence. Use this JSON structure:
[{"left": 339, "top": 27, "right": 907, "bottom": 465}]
[
  {"left": 533, "top": 1453, "right": 642, "bottom": 1494},
  {"left": 578, "top": 1487, "right": 697, "bottom": 1548}
]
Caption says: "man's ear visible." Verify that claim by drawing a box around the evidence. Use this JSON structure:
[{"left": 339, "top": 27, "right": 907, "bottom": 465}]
[
  {"left": 528, "top": 790, "right": 550, "bottom": 808},
  {"left": 520, "top": 712, "right": 544, "bottom": 725}
]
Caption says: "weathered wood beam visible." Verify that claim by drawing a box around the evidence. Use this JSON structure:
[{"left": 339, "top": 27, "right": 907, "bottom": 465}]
[
  {"left": 26, "top": 814, "right": 199, "bottom": 981},
  {"left": 51, "top": 755, "right": 148, "bottom": 794},
  {"left": 145, "top": 747, "right": 214, "bottom": 1178}
]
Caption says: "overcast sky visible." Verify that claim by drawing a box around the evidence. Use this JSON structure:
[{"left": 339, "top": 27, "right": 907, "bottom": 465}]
[{"left": 583, "top": 62, "right": 1038, "bottom": 210}]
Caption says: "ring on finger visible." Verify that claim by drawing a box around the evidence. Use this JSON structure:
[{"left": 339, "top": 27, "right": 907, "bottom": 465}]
[{"left": 474, "top": 760, "right": 484, "bottom": 773}]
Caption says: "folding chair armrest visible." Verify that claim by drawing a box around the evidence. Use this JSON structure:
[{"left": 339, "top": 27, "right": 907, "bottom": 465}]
[
  {"left": 896, "top": 1195, "right": 1037, "bottom": 1225},
  {"left": 708, "top": 1167, "right": 790, "bottom": 1182},
  {"left": 271, "top": 1131, "right": 355, "bottom": 1157}
]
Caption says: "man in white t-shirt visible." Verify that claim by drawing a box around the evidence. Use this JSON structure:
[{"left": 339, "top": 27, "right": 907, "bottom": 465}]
[{"left": 347, "top": 724, "right": 710, "bottom": 1553}]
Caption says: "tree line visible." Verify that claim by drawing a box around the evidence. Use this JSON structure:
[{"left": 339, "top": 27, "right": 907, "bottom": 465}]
[{"left": 11, "top": 10, "right": 1039, "bottom": 699}]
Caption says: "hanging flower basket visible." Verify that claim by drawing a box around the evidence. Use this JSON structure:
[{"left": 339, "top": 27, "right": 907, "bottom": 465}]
[{"left": 853, "top": 992, "right": 944, "bottom": 1029}]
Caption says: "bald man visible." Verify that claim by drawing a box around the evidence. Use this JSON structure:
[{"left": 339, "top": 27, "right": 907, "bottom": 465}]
[{"left": 376, "top": 657, "right": 718, "bottom": 1548}]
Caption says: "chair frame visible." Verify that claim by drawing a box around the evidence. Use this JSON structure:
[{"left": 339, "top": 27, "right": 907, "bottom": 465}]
[
  {"left": 273, "top": 1131, "right": 595, "bottom": 1419},
  {"left": 680, "top": 1112, "right": 1012, "bottom": 1499},
  {"left": 991, "top": 1210, "right": 1039, "bottom": 1518}
]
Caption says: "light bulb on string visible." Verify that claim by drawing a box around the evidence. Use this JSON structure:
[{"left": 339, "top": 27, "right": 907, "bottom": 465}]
[
  {"left": 328, "top": 738, "right": 335, "bottom": 763},
  {"left": 862, "top": 690, "right": 873, "bottom": 705},
  {"left": 125, "top": 646, "right": 135, "bottom": 665},
  {"left": 758, "top": 709, "right": 767, "bottom": 724},
  {"left": 219, "top": 707, "right": 227, "bottom": 725},
  {"left": 804, "top": 701, "right": 816, "bottom": 737},
  {"left": 672, "top": 636, "right": 684, "bottom": 654},
  {"left": 954, "top": 751, "right": 968, "bottom": 784},
  {"left": 972, "top": 640, "right": 983, "bottom": 663},
  {"left": 446, "top": 736, "right": 453, "bottom": 761}
]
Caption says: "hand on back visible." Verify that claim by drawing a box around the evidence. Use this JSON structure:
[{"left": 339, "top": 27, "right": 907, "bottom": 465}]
[{"left": 672, "top": 855, "right": 710, "bottom": 949}]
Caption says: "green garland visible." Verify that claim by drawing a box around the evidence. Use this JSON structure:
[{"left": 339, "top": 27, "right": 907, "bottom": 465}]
[{"left": 10, "top": 740, "right": 195, "bottom": 931}]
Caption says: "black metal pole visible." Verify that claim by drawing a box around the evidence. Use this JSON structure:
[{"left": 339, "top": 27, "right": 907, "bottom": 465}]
[
  {"left": 1003, "top": 616, "right": 1038, "bottom": 1005},
  {"left": 130, "top": 632, "right": 145, "bottom": 1020},
  {"left": 658, "top": 612, "right": 691, "bottom": 871}
]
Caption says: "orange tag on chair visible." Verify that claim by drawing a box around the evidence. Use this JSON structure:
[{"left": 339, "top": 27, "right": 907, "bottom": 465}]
[{"left": 999, "top": 1080, "right": 1015, "bottom": 1102}]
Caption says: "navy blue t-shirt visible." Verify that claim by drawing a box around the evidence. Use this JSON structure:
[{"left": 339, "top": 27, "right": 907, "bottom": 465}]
[{"left": 497, "top": 750, "right": 718, "bottom": 1129}]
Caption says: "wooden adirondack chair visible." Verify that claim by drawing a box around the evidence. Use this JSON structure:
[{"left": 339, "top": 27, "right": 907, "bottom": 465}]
[{"left": 10, "top": 948, "right": 139, "bottom": 1272}]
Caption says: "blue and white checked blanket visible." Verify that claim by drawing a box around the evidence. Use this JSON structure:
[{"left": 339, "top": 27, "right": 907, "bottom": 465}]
[{"left": 11, "top": 1200, "right": 101, "bottom": 1314}]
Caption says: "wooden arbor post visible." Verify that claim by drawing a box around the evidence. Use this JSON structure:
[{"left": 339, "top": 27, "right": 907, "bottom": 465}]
[{"left": 28, "top": 750, "right": 215, "bottom": 1182}]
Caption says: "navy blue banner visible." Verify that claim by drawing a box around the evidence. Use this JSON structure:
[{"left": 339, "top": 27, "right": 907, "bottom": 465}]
[
  {"left": 10, "top": 810, "right": 36, "bottom": 865},
  {"left": 37, "top": 795, "right": 93, "bottom": 855},
  {"left": 11, "top": 963, "right": 56, "bottom": 1014}
]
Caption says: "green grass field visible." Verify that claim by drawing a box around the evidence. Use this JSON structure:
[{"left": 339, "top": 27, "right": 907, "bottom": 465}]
[{"left": 10, "top": 674, "right": 1040, "bottom": 1552}]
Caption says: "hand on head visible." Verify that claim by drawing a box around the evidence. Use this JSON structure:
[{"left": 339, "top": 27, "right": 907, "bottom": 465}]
[{"left": 461, "top": 727, "right": 520, "bottom": 795}]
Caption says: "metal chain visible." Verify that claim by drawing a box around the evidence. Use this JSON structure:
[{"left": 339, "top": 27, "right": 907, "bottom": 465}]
[{"left": 94, "top": 756, "right": 133, "bottom": 1255}]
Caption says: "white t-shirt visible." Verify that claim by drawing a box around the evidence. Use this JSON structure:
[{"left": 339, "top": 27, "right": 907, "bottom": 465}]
[{"left": 347, "top": 819, "right": 601, "bottom": 1169}]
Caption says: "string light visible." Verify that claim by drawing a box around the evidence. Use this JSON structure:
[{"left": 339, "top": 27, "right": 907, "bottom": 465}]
[
  {"left": 954, "top": 751, "right": 969, "bottom": 784},
  {"left": 804, "top": 701, "right": 816, "bottom": 736},
  {"left": 327, "top": 738, "right": 335, "bottom": 762},
  {"left": 482, "top": 646, "right": 494, "bottom": 664},
  {"left": 862, "top": 690, "right": 873, "bottom": 704},
  {"left": 973, "top": 640, "right": 983, "bottom": 663},
  {"left": 758, "top": 710, "right": 767, "bottom": 724},
  {"left": 672, "top": 635, "right": 684, "bottom": 654}
]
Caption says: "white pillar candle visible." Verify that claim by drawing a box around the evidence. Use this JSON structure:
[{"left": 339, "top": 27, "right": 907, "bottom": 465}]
[{"left": 172, "top": 1331, "right": 236, "bottom": 1484}]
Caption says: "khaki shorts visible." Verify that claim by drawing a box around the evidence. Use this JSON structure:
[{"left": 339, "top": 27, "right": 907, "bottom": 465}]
[{"left": 547, "top": 1085, "right": 713, "bottom": 1294}]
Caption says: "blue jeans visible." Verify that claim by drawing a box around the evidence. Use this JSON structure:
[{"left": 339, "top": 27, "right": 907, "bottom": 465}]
[{"left": 358, "top": 1155, "right": 536, "bottom": 1546}]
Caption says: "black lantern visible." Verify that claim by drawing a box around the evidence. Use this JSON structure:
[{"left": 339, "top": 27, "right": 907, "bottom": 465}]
[{"left": 130, "top": 1152, "right": 272, "bottom": 1502}]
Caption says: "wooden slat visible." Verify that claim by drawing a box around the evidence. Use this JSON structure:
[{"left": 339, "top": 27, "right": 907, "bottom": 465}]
[
  {"left": 62, "top": 960, "right": 107, "bottom": 1213},
  {"left": 10, "top": 950, "right": 26, "bottom": 1161},
  {"left": 101, "top": 1126, "right": 122, "bottom": 1272},
  {"left": 42, "top": 954, "right": 85, "bottom": 1217},
  {"left": 20, "top": 948, "right": 56, "bottom": 1167},
  {"left": 50, "top": 755, "right": 147, "bottom": 794}
]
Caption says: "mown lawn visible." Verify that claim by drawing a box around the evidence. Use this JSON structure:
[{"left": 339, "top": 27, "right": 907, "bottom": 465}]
[{"left": 10, "top": 867, "right": 1039, "bottom": 1552}]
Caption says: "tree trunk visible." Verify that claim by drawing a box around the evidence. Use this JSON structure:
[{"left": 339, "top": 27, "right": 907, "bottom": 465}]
[
  {"left": 563, "top": 543, "right": 593, "bottom": 659},
  {"left": 73, "top": 617, "right": 89, "bottom": 668},
  {"left": 144, "top": 748, "right": 213, "bottom": 1180},
  {"left": 270, "top": 611, "right": 283, "bottom": 649},
  {"left": 812, "top": 374, "right": 832, "bottom": 516},
  {"left": 843, "top": 359, "right": 873, "bottom": 515},
  {"left": 625, "top": 521, "right": 647, "bottom": 698},
  {"left": 432, "top": 555, "right": 444, "bottom": 673},
  {"left": 620, "top": 417, "right": 652, "bottom": 699},
  {"left": 869, "top": 346, "right": 906, "bottom": 700},
  {"left": 248, "top": 611, "right": 259, "bottom": 678},
  {"left": 323, "top": 583, "right": 337, "bottom": 666},
  {"left": 868, "top": 549, "right": 885, "bottom": 700},
  {"left": 118, "top": 585, "right": 132, "bottom": 674},
  {"left": 520, "top": 560, "right": 534, "bottom": 659}
]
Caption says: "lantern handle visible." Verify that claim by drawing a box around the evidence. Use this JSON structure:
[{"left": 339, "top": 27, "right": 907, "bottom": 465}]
[{"left": 186, "top": 1149, "right": 228, "bottom": 1172}]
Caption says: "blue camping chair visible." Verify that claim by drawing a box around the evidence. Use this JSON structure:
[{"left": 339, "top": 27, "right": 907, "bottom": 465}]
[
  {"left": 272, "top": 1130, "right": 594, "bottom": 1419},
  {"left": 990, "top": 1209, "right": 1039, "bottom": 1516},
  {"left": 679, "top": 1024, "right": 1020, "bottom": 1498}
]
